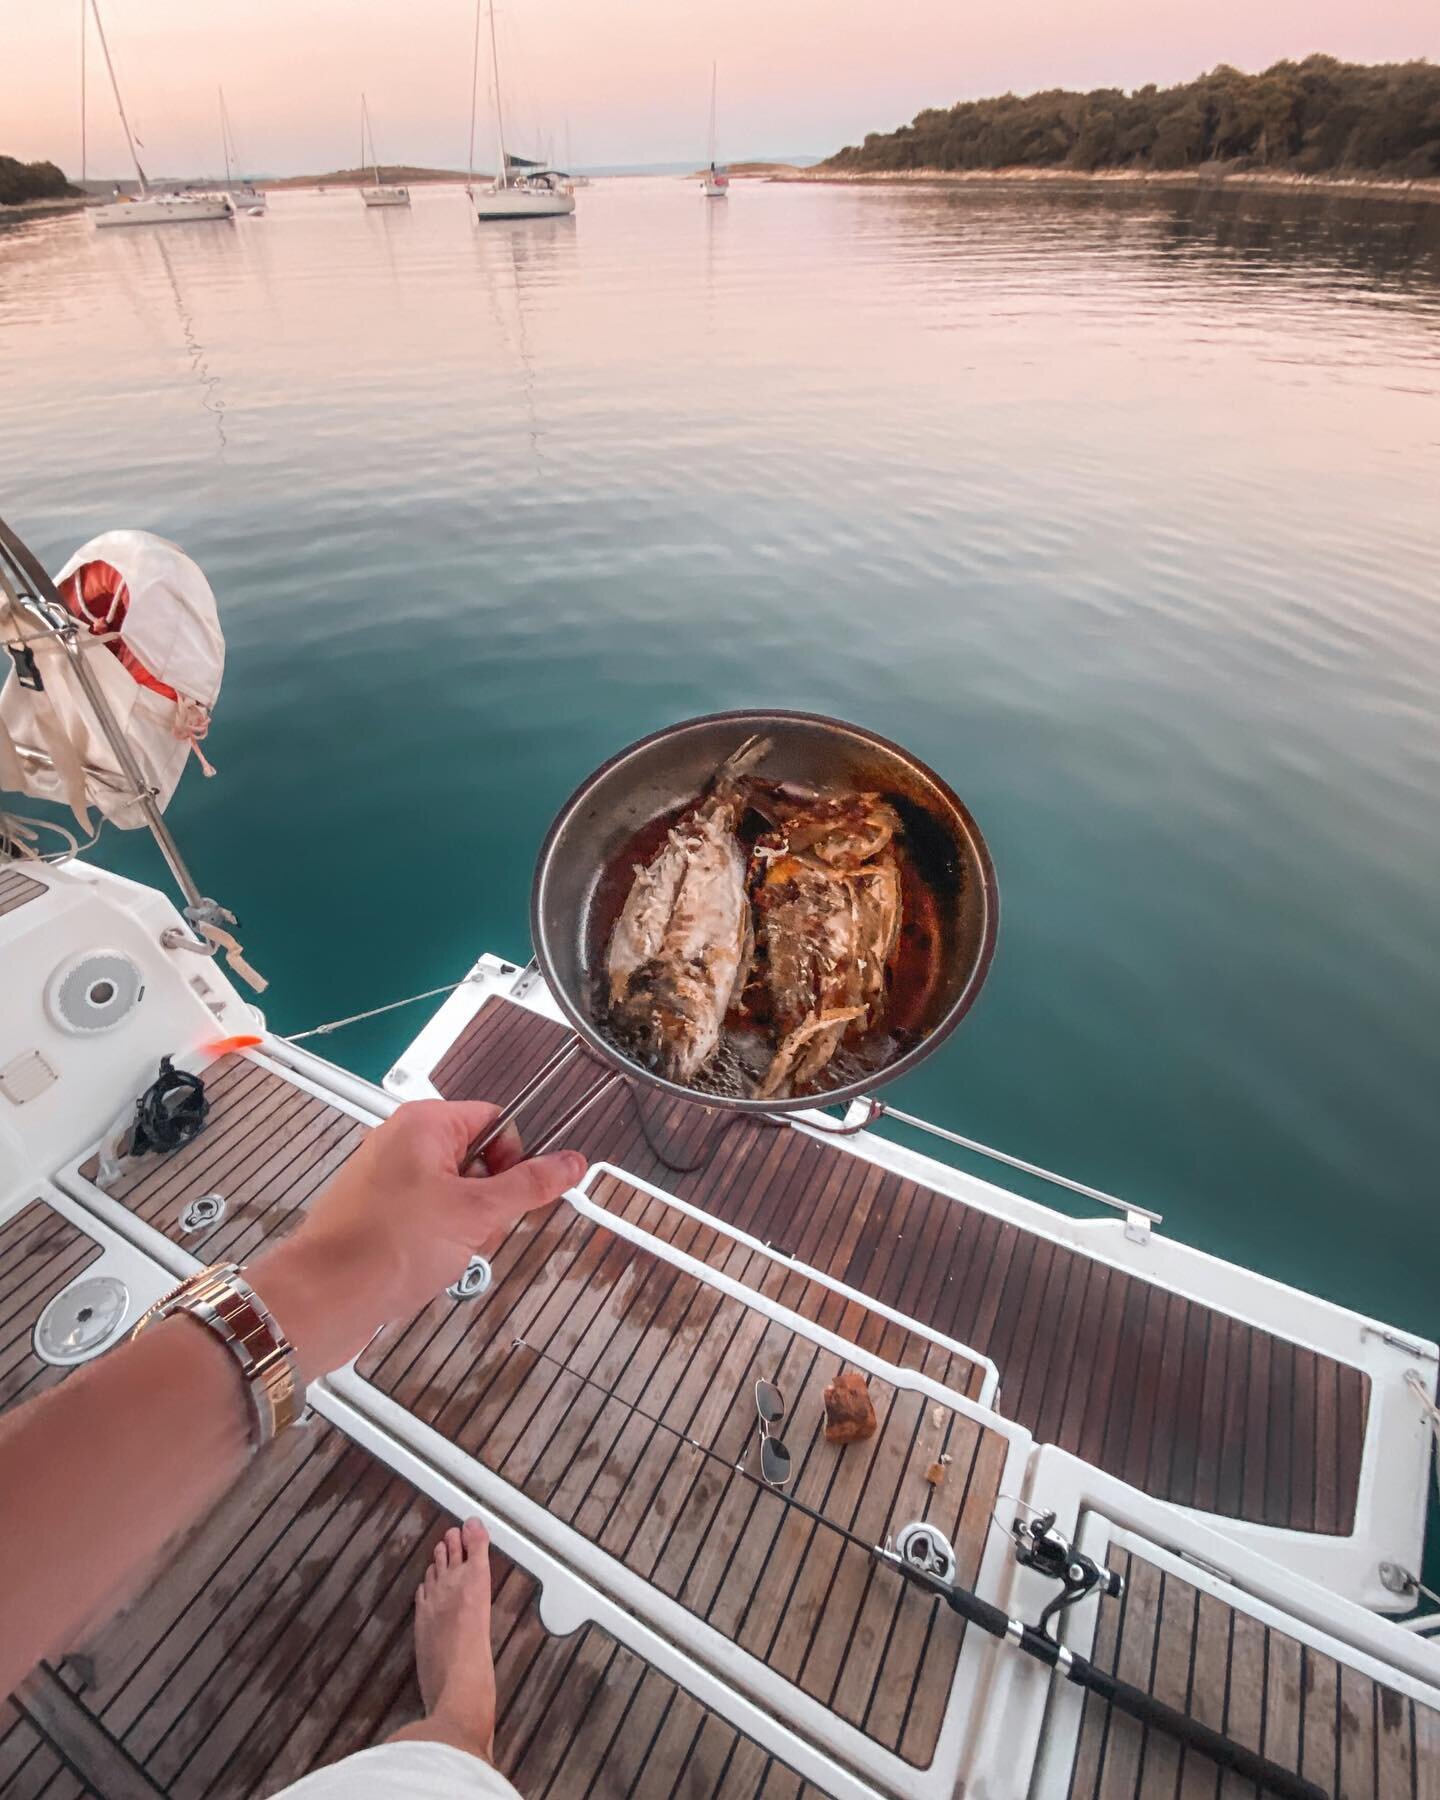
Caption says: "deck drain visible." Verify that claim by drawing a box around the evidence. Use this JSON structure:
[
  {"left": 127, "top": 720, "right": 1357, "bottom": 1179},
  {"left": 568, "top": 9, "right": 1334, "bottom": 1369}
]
[
  {"left": 447, "top": 1256, "right": 492, "bottom": 1300},
  {"left": 179, "top": 1194, "right": 226, "bottom": 1233},
  {"left": 34, "top": 1275, "right": 131, "bottom": 1365}
]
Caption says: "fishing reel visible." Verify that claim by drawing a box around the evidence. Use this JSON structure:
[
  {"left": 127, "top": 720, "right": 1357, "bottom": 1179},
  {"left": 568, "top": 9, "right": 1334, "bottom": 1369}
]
[{"left": 1012, "top": 1511, "right": 1124, "bottom": 1641}]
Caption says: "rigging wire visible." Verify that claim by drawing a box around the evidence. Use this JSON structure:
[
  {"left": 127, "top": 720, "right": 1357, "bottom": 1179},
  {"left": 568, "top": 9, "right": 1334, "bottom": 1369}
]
[{"left": 284, "top": 981, "right": 467, "bottom": 1042}]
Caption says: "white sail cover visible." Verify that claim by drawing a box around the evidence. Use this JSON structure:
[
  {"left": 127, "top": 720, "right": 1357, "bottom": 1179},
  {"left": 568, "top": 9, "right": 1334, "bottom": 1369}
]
[{"left": 0, "top": 531, "right": 224, "bottom": 829}]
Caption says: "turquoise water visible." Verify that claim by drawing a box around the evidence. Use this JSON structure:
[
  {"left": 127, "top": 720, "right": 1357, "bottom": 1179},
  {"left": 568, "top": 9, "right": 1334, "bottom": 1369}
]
[{"left": 1, "top": 178, "right": 1437, "bottom": 1346}]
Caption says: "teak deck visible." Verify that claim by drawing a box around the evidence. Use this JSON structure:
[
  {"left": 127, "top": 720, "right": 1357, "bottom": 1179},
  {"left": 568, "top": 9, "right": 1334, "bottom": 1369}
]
[
  {"left": 5, "top": 1003, "right": 1424, "bottom": 1798},
  {"left": 81, "top": 1000, "right": 1371, "bottom": 1540},
  {"left": 0, "top": 865, "right": 47, "bottom": 919},
  {"left": 357, "top": 1173, "right": 1008, "bottom": 1767},
  {"left": 1066, "top": 1547, "right": 1440, "bottom": 1799},
  {"left": 0, "top": 1210, "right": 831, "bottom": 1799},
  {"left": 1, "top": 1202, "right": 102, "bottom": 1415},
  {"left": 431, "top": 996, "right": 1371, "bottom": 1535}
]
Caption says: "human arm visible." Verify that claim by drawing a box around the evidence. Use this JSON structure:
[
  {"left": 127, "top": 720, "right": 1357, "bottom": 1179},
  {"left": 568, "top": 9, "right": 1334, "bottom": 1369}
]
[{"left": 0, "top": 1099, "right": 584, "bottom": 1699}]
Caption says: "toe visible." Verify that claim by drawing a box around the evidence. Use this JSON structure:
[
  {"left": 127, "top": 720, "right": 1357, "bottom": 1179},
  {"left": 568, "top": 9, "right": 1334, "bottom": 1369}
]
[
  {"left": 444, "top": 1525, "right": 463, "bottom": 1567},
  {"left": 461, "top": 1516, "right": 490, "bottom": 1562},
  {"left": 433, "top": 1536, "right": 449, "bottom": 1573}
]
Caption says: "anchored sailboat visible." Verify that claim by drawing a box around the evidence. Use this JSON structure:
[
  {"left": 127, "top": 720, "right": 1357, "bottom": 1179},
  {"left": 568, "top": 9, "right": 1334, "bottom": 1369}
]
[
  {"left": 359, "top": 95, "right": 409, "bottom": 208},
  {"left": 701, "top": 62, "right": 729, "bottom": 197},
  {"left": 469, "top": 0, "right": 575, "bottom": 221},
  {"left": 87, "top": 0, "right": 234, "bottom": 228},
  {"left": 218, "top": 88, "right": 265, "bottom": 213}
]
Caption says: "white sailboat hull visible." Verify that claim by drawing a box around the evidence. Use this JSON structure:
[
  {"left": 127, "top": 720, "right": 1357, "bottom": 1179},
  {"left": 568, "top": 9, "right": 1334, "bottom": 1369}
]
[
  {"left": 361, "top": 186, "right": 410, "bottom": 207},
  {"left": 93, "top": 193, "right": 235, "bottom": 227},
  {"left": 701, "top": 177, "right": 729, "bottom": 197},
  {"left": 475, "top": 185, "right": 575, "bottom": 220}
]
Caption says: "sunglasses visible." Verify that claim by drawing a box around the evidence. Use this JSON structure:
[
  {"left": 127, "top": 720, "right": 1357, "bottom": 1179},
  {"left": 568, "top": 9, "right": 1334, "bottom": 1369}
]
[{"left": 755, "top": 1379, "right": 791, "bottom": 1488}]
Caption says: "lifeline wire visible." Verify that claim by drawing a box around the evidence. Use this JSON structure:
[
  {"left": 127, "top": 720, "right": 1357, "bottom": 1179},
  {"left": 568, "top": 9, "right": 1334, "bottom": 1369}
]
[{"left": 285, "top": 982, "right": 466, "bottom": 1041}]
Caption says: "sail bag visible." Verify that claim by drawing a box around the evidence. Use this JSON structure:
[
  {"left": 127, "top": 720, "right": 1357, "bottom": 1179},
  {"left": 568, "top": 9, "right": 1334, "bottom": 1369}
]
[{"left": 0, "top": 530, "right": 224, "bottom": 829}]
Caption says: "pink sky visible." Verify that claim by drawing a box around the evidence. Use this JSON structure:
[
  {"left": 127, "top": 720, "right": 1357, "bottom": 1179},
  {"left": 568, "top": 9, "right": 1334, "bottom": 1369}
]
[{"left": 9, "top": 0, "right": 1437, "bottom": 177}]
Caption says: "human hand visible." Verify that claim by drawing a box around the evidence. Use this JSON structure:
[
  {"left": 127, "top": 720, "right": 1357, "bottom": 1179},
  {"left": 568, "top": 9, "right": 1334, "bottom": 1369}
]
[{"left": 248, "top": 1100, "right": 585, "bottom": 1381}]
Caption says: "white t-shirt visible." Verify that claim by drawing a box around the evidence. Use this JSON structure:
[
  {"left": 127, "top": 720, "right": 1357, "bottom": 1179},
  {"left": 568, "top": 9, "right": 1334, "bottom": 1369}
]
[{"left": 268, "top": 1741, "right": 522, "bottom": 1799}]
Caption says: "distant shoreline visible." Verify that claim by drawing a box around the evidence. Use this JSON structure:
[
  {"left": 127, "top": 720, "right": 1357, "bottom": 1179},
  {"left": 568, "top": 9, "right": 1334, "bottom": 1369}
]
[
  {"left": 771, "top": 165, "right": 1440, "bottom": 205},
  {"left": 0, "top": 195, "right": 88, "bottom": 222}
]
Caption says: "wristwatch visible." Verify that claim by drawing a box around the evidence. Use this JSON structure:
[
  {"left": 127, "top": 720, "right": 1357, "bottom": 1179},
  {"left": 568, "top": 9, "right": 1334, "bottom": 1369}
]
[{"left": 131, "top": 1262, "right": 302, "bottom": 1447}]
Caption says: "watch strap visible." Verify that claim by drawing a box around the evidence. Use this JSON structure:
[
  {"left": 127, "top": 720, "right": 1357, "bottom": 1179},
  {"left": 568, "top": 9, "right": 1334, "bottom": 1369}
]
[{"left": 131, "top": 1262, "right": 301, "bottom": 1446}]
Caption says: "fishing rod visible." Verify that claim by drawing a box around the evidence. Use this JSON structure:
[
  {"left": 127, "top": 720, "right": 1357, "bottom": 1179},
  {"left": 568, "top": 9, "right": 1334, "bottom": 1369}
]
[
  {"left": 715, "top": 1470, "right": 1324, "bottom": 1800},
  {"left": 510, "top": 1335, "right": 1324, "bottom": 1800}
]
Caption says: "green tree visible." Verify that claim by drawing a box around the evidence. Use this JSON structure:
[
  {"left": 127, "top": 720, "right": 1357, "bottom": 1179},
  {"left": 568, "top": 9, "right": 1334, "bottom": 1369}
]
[
  {"left": 824, "top": 58, "right": 1440, "bottom": 179},
  {"left": 0, "top": 158, "right": 78, "bottom": 206}
]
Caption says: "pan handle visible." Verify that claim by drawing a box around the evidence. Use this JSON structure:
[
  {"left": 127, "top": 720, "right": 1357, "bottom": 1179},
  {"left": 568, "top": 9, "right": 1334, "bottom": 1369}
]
[
  {"left": 768, "top": 1096, "right": 884, "bottom": 1138},
  {"left": 461, "top": 1034, "right": 624, "bottom": 1174}
]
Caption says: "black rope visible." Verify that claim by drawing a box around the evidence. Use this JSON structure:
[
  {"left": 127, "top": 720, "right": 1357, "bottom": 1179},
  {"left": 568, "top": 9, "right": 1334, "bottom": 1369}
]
[
  {"left": 622, "top": 1078, "right": 778, "bottom": 1175},
  {"left": 127, "top": 1056, "right": 209, "bottom": 1157}
]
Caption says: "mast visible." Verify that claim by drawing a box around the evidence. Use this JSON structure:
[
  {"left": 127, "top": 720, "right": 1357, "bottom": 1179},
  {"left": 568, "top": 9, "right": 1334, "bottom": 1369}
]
[
  {"left": 90, "top": 0, "right": 147, "bottom": 196},
  {"left": 219, "top": 88, "right": 246, "bottom": 188},
  {"left": 487, "top": 0, "right": 507, "bottom": 189},
  {"left": 79, "top": 0, "right": 87, "bottom": 187},
  {"left": 362, "top": 93, "right": 380, "bottom": 186},
  {"left": 708, "top": 61, "right": 717, "bottom": 171},
  {"left": 466, "top": 0, "right": 482, "bottom": 193},
  {"left": 219, "top": 87, "right": 231, "bottom": 189}
]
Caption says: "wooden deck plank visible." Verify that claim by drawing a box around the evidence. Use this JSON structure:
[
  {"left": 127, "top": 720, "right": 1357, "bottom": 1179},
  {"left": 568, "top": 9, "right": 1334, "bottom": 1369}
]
[
  {"left": 7, "top": 1408, "right": 834, "bottom": 1799},
  {"left": 1215, "top": 1605, "right": 1266, "bottom": 1800},
  {"left": 1067, "top": 1548, "right": 1128, "bottom": 1800},
  {"left": 1334, "top": 1367, "right": 1368, "bottom": 1538},
  {"left": 1095, "top": 1553, "right": 1164, "bottom": 1800},
  {"left": 1298, "top": 1646, "right": 1340, "bottom": 1795},
  {"left": 1213, "top": 1316, "right": 1252, "bottom": 1521},
  {"left": 0, "top": 1206, "right": 104, "bottom": 1418},
  {"left": 1413, "top": 1696, "right": 1440, "bottom": 1800},
  {"left": 1116, "top": 1281, "right": 1171, "bottom": 1496},
  {"left": 0, "top": 866, "right": 48, "bottom": 916},
  {"left": 1132, "top": 1567, "right": 1192, "bottom": 1795},
  {"left": 1175, "top": 1589, "right": 1235, "bottom": 1800},
  {"left": 1140, "top": 1290, "right": 1190, "bottom": 1498},
  {"left": 1067, "top": 1545, "right": 1440, "bottom": 1800},
  {"left": 1373, "top": 1679, "right": 1415, "bottom": 1800}
]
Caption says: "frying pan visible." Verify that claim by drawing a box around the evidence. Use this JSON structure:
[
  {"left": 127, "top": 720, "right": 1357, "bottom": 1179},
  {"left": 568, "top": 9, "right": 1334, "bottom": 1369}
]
[{"left": 463, "top": 710, "right": 998, "bottom": 1169}]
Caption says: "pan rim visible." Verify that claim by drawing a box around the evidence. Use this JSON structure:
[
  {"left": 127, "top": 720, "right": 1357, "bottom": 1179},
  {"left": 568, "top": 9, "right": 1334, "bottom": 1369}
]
[{"left": 529, "top": 708, "right": 1000, "bottom": 1114}]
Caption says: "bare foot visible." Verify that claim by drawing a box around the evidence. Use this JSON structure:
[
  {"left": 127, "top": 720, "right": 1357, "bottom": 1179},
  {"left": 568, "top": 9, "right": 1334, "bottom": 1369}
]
[{"left": 412, "top": 1517, "right": 499, "bottom": 1761}]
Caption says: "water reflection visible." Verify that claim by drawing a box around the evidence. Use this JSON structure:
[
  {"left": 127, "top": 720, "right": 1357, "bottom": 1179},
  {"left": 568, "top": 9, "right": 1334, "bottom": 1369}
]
[
  {"left": 153, "top": 235, "right": 228, "bottom": 452},
  {"left": 471, "top": 216, "right": 577, "bottom": 471}
]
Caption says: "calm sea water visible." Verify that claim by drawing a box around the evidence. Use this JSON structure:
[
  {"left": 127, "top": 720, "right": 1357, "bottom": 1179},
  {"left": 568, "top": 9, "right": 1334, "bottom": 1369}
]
[{"left": 1, "top": 178, "right": 1437, "bottom": 1343}]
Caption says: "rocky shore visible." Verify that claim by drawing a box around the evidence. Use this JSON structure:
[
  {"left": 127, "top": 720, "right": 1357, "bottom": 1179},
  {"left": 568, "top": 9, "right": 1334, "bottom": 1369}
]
[{"left": 770, "top": 165, "right": 1440, "bottom": 205}]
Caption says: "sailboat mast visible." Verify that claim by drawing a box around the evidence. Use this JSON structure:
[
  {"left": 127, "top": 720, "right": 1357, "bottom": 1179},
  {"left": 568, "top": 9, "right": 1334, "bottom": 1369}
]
[
  {"left": 487, "top": 0, "right": 508, "bottom": 189},
  {"left": 362, "top": 93, "right": 380, "bottom": 186},
  {"left": 708, "top": 61, "right": 717, "bottom": 170},
  {"left": 219, "top": 87, "right": 232, "bottom": 188},
  {"left": 79, "top": 0, "right": 87, "bottom": 186},
  {"left": 89, "top": 0, "right": 147, "bottom": 196},
  {"left": 466, "top": 0, "right": 482, "bottom": 192}
]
